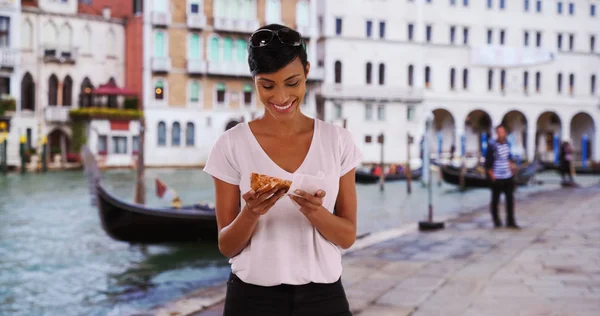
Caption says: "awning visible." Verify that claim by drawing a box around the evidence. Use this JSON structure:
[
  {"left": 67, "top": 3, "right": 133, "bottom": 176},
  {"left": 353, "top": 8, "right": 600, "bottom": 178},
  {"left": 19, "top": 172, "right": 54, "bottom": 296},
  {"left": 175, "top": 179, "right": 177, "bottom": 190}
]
[{"left": 92, "top": 82, "right": 138, "bottom": 96}]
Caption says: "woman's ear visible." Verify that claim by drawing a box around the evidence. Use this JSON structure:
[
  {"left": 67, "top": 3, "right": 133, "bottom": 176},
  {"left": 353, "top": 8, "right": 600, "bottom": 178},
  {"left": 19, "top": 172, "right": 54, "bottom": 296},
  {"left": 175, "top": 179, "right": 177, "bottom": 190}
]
[{"left": 304, "top": 62, "right": 311, "bottom": 80}]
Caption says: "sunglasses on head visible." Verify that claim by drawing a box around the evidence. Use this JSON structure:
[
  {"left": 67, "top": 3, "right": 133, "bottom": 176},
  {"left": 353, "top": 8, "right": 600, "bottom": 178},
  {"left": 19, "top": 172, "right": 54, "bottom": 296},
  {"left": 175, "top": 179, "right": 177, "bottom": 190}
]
[{"left": 249, "top": 28, "right": 303, "bottom": 48}]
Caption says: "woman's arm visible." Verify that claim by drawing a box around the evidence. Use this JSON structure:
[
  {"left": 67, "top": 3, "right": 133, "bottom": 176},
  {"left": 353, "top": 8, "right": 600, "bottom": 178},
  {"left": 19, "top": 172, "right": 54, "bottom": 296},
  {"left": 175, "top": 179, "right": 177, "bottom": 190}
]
[
  {"left": 213, "top": 177, "right": 285, "bottom": 258},
  {"left": 290, "top": 169, "right": 358, "bottom": 249}
]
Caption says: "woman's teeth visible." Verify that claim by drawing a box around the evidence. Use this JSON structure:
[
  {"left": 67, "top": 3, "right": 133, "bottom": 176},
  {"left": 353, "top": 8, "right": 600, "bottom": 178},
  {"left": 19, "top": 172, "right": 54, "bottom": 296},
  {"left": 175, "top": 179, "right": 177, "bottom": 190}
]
[{"left": 273, "top": 101, "right": 294, "bottom": 111}]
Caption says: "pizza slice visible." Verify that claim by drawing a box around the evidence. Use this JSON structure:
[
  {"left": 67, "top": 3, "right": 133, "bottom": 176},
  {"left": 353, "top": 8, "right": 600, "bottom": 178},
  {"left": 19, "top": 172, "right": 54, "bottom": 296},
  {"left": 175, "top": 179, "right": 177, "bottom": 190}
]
[{"left": 250, "top": 173, "right": 292, "bottom": 194}]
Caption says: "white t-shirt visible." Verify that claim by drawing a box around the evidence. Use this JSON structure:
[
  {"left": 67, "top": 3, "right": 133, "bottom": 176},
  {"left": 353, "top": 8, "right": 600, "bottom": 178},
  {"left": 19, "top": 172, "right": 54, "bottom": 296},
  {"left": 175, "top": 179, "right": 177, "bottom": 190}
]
[{"left": 203, "top": 118, "right": 363, "bottom": 286}]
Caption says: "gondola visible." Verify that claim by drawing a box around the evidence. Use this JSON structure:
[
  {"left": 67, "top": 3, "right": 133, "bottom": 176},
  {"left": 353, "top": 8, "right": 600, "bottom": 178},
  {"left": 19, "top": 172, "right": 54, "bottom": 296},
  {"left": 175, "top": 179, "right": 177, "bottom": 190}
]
[
  {"left": 96, "top": 183, "right": 218, "bottom": 244},
  {"left": 355, "top": 168, "right": 423, "bottom": 184},
  {"left": 440, "top": 161, "right": 542, "bottom": 189}
]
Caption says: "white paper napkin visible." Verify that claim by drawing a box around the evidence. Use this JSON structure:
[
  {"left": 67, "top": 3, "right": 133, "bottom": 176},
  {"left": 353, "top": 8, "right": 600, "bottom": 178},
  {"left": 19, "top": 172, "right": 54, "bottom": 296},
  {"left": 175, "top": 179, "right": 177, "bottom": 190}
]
[{"left": 287, "top": 171, "right": 325, "bottom": 198}]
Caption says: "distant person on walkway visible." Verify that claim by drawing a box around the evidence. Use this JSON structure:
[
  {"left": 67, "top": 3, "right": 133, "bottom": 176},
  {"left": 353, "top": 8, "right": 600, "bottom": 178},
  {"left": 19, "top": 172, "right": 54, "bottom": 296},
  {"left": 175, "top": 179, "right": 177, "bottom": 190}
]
[
  {"left": 203, "top": 24, "right": 361, "bottom": 316},
  {"left": 485, "top": 125, "right": 519, "bottom": 229},
  {"left": 559, "top": 140, "right": 574, "bottom": 184}
]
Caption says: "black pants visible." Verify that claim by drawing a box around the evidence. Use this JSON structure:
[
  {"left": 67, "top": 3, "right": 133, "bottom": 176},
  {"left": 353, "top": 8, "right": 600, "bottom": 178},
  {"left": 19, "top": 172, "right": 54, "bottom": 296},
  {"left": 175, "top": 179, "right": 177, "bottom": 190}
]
[
  {"left": 223, "top": 273, "right": 352, "bottom": 316},
  {"left": 490, "top": 177, "right": 516, "bottom": 226},
  {"left": 560, "top": 162, "right": 573, "bottom": 182}
]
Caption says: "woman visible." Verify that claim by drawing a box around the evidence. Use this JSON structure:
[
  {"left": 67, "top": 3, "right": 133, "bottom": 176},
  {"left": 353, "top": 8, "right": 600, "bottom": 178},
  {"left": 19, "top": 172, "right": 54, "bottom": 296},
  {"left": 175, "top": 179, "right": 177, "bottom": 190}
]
[{"left": 203, "top": 24, "right": 362, "bottom": 316}]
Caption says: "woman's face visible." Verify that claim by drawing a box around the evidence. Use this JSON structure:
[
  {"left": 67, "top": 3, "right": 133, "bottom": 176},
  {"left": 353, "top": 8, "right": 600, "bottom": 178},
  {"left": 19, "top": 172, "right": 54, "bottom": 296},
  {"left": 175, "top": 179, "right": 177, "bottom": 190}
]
[{"left": 254, "top": 57, "right": 310, "bottom": 120}]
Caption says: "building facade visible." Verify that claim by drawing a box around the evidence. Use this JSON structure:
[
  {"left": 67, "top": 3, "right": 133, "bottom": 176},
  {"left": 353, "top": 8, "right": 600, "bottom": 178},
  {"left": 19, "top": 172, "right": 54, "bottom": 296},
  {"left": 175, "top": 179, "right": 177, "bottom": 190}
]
[
  {"left": 317, "top": 0, "right": 600, "bottom": 166},
  {"left": 0, "top": 0, "right": 21, "bottom": 166},
  {"left": 142, "top": 0, "right": 324, "bottom": 167},
  {"left": 1, "top": 0, "right": 144, "bottom": 169}
]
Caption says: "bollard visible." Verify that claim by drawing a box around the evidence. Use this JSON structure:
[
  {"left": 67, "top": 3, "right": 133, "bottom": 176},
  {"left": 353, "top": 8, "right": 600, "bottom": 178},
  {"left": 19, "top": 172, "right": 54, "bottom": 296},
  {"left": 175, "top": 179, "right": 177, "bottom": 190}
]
[
  {"left": 41, "top": 136, "right": 48, "bottom": 173},
  {"left": 1, "top": 137, "right": 6, "bottom": 175}
]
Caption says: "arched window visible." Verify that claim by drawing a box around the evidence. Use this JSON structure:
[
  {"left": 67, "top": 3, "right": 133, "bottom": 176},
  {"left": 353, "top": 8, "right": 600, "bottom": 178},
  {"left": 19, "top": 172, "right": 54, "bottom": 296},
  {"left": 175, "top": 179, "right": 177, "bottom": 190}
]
[
  {"left": 378, "top": 63, "right": 385, "bottom": 85},
  {"left": 500, "top": 70, "right": 506, "bottom": 91},
  {"left": 21, "top": 20, "right": 33, "bottom": 49},
  {"left": 209, "top": 37, "right": 220, "bottom": 61},
  {"left": 425, "top": 66, "right": 431, "bottom": 88},
  {"left": 216, "top": 82, "right": 226, "bottom": 105},
  {"left": 107, "top": 29, "right": 116, "bottom": 57},
  {"left": 189, "top": 34, "right": 201, "bottom": 59},
  {"left": 488, "top": 69, "right": 493, "bottom": 90},
  {"left": 189, "top": 81, "right": 200, "bottom": 103},
  {"left": 557, "top": 73, "right": 563, "bottom": 93},
  {"left": 62, "top": 76, "right": 73, "bottom": 106},
  {"left": 523, "top": 71, "right": 529, "bottom": 91},
  {"left": 21, "top": 73, "right": 35, "bottom": 111},
  {"left": 171, "top": 122, "right": 181, "bottom": 146},
  {"left": 80, "top": 77, "right": 94, "bottom": 107},
  {"left": 450, "top": 68, "right": 456, "bottom": 90},
  {"left": 107, "top": 78, "right": 117, "bottom": 108},
  {"left": 48, "top": 75, "right": 58, "bottom": 106},
  {"left": 591, "top": 75, "right": 596, "bottom": 95},
  {"left": 60, "top": 23, "right": 72, "bottom": 51},
  {"left": 408, "top": 65, "right": 414, "bottom": 86},
  {"left": 236, "top": 39, "right": 246, "bottom": 62},
  {"left": 157, "top": 121, "right": 166, "bottom": 146},
  {"left": 365, "top": 62, "right": 372, "bottom": 84},
  {"left": 535, "top": 72, "right": 541, "bottom": 92},
  {"left": 243, "top": 84, "right": 253, "bottom": 107},
  {"left": 222, "top": 37, "right": 233, "bottom": 61},
  {"left": 334, "top": 61, "right": 342, "bottom": 83},
  {"left": 186, "top": 122, "right": 195, "bottom": 146},
  {"left": 83, "top": 25, "right": 92, "bottom": 54},
  {"left": 569, "top": 73, "right": 575, "bottom": 94},
  {"left": 462, "top": 68, "right": 469, "bottom": 89},
  {"left": 154, "top": 32, "right": 166, "bottom": 57}
]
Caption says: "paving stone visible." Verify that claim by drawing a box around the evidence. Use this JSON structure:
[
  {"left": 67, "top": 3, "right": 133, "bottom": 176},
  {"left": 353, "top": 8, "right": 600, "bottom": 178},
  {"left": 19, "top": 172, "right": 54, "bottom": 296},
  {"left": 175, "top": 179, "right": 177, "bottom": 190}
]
[{"left": 356, "top": 304, "right": 414, "bottom": 316}]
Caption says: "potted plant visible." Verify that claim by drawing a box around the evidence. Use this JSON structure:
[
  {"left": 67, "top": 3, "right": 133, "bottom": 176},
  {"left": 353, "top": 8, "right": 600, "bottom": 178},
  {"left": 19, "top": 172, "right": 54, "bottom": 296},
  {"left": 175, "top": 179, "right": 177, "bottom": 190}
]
[{"left": 0, "top": 95, "right": 16, "bottom": 116}]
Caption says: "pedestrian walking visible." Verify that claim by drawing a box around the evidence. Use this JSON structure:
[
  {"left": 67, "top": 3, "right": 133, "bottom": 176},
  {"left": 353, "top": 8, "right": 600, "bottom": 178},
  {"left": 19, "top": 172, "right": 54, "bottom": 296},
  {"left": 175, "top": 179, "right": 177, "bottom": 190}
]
[{"left": 485, "top": 125, "right": 520, "bottom": 229}]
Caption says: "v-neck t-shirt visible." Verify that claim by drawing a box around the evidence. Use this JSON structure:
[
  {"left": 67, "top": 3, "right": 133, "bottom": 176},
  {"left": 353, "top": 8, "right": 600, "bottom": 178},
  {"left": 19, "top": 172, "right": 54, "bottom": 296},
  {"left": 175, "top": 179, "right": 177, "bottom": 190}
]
[{"left": 203, "top": 119, "right": 363, "bottom": 286}]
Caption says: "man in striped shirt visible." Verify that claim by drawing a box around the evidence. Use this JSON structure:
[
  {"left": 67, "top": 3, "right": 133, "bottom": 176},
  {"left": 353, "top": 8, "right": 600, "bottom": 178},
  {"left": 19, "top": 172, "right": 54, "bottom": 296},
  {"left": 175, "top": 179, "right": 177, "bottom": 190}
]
[{"left": 485, "top": 125, "right": 519, "bottom": 229}]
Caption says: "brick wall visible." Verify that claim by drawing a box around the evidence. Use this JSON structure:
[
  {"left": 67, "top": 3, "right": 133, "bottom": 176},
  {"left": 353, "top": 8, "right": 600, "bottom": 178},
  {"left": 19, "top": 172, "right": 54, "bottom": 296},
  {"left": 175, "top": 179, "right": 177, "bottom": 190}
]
[
  {"left": 78, "top": 0, "right": 134, "bottom": 19},
  {"left": 125, "top": 16, "right": 143, "bottom": 109}
]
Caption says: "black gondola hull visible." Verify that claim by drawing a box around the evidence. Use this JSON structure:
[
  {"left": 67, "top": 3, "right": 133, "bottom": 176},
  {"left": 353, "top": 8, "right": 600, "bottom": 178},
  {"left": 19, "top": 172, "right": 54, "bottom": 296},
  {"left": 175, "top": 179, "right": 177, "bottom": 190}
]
[
  {"left": 356, "top": 168, "right": 423, "bottom": 184},
  {"left": 440, "top": 163, "right": 541, "bottom": 189},
  {"left": 96, "top": 184, "right": 218, "bottom": 244}
]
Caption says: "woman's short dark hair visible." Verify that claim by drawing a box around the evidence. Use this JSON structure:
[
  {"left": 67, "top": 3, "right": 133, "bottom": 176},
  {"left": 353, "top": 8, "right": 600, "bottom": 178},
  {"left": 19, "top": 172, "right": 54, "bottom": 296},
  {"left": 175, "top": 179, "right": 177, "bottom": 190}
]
[{"left": 248, "top": 24, "right": 308, "bottom": 77}]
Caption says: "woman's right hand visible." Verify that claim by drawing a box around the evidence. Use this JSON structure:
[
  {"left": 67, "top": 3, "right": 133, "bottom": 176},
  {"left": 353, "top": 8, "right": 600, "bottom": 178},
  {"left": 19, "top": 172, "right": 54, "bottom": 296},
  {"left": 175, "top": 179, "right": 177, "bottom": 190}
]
[{"left": 242, "top": 186, "right": 286, "bottom": 216}]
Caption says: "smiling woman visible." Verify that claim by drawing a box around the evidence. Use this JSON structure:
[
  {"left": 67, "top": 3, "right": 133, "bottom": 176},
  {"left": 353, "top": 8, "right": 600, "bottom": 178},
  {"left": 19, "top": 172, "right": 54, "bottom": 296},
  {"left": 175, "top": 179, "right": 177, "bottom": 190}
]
[{"left": 203, "top": 24, "right": 362, "bottom": 316}]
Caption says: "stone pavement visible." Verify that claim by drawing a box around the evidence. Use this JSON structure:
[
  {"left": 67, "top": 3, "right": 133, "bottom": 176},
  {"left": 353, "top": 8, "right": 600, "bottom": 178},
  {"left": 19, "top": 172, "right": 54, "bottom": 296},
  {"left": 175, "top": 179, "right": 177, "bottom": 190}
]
[{"left": 173, "top": 185, "right": 600, "bottom": 316}]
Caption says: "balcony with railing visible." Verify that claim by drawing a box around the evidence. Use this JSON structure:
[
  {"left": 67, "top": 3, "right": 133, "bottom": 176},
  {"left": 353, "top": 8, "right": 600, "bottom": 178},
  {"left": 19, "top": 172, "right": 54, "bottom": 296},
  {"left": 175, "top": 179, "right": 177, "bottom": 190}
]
[
  {"left": 187, "top": 13, "right": 207, "bottom": 29},
  {"left": 213, "top": 17, "right": 259, "bottom": 33},
  {"left": 187, "top": 58, "right": 207, "bottom": 74},
  {"left": 41, "top": 46, "right": 79, "bottom": 64},
  {"left": 206, "top": 61, "right": 249, "bottom": 77},
  {"left": 0, "top": 48, "right": 16, "bottom": 68},
  {"left": 151, "top": 10, "right": 171, "bottom": 26},
  {"left": 151, "top": 57, "right": 172, "bottom": 72},
  {"left": 44, "top": 106, "right": 71, "bottom": 123}
]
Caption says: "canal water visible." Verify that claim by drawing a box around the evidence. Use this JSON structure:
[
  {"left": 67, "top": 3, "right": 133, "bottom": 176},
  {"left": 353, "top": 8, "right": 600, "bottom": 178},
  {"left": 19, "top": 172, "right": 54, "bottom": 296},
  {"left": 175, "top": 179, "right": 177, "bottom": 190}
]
[{"left": 0, "top": 168, "right": 597, "bottom": 315}]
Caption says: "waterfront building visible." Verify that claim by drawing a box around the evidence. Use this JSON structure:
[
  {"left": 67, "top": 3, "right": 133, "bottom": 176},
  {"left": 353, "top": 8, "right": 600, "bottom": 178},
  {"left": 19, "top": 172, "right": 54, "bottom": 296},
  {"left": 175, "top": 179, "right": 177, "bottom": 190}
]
[
  {"left": 5, "top": 0, "right": 142, "bottom": 169},
  {"left": 316, "top": 0, "right": 600, "bottom": 166},
  {"left": 0, "top": 0, "right": 21, "bottom": 166},
  {"left": 141, "top": 0, "right": 324, "bottom": 167}
]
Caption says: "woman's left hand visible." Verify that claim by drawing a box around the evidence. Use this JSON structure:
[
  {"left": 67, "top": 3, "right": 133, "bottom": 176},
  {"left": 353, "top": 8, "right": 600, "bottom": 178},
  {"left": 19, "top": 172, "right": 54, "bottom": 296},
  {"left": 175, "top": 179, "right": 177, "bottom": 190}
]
[{"left": 289, "top": 190, "right": 326, "bottom": 216}]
